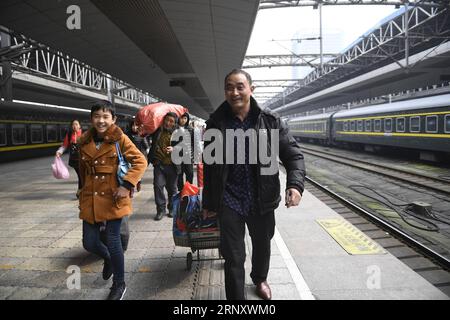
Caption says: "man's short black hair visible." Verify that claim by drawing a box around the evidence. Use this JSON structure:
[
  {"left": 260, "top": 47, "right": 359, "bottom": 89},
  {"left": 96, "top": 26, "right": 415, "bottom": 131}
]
[
  {"left": 165, "top": 112, "right": 178, "bottom": 121},
  {"left": 90, "top": 100, "right": 116, "bottom": 118},
  {"left": 224, "top": 69, "right": 253, "bottom": 86}
]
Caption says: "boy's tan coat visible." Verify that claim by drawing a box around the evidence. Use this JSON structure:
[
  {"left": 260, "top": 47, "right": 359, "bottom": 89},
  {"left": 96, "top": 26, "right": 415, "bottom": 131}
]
[{"left": 78, "top": 124, "right": 147, "bottom": 224}]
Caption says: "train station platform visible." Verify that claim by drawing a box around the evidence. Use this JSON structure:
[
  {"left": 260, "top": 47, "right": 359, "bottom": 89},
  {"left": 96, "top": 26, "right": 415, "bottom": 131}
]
[{"left": 0, "top": 156, "right": 447, "bottom": 300}]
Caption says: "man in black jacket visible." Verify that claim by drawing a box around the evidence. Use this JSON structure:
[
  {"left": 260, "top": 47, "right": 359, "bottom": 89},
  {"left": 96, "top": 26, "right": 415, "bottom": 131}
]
[{"left": 202, "top": 69, "right": 305, "bottom": 300}]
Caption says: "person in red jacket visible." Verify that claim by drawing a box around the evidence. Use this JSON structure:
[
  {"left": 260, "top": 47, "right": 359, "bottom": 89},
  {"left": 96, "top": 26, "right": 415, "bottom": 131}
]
[{"left": 56, "top": 119, "right": 83, "bottom": 198}]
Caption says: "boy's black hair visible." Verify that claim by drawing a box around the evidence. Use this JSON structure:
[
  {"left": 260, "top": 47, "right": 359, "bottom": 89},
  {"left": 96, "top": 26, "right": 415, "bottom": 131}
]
[{"left": 90, "top": 100, "right": 116, "bottom": 118}]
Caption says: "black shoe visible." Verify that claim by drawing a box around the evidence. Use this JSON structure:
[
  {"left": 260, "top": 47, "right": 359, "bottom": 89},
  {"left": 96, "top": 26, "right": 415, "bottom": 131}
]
[
  {"left": 107, "top": 281, "right": 127, "bottom": 300},
  {"left": 102, "top": 259, "right": 113, "bottom": 280},
  {"left": 155, "top": 211, "right": 164, "bottom": 221}
]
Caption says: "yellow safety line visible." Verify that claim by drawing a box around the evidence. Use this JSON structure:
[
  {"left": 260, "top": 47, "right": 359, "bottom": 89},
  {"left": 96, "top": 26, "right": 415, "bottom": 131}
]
[
  {"left": 0, "top": 120, "right": 70, "bottom": 125},
  {"left": 0, "top": 142, "right": 61, "bottom": 152}
]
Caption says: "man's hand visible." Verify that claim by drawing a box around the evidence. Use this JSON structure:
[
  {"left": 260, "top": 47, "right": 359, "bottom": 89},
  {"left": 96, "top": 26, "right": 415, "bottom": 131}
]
[
  {"left": 166, "top": 146, "right": 173, "bottom": 154},
  {"left": 202, "top": 209, "right": 217, "bottom": 219},
  {"left": 113, "top": 186, "right": 129, "bottom": 200},
  {"left": 285, "top": 188, "right": 302, "bottom": 208}
]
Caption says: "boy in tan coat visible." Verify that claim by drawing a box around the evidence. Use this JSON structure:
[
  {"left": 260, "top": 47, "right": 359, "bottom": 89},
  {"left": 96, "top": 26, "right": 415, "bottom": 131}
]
[{"left": 78, "top": 101, "right": 147, "bottom": 300}]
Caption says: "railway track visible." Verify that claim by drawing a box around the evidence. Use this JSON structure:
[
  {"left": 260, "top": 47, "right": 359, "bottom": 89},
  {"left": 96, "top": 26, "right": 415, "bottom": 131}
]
[
  {"left": 301, "top": 146, "right": 450, "bottom": 196},
  {"left": 291, "top": 147, "right": 450, "bottom": 295},
  {"left": 304, "top": 177, "right": 450, "bottom": 296}
]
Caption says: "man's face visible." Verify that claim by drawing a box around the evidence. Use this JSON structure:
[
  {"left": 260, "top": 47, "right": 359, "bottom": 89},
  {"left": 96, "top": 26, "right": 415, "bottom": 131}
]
[
  {"left": 179, "top": 116, "right": 188, "bottom": 126},
  {"left": 225, "top": 73, "right": 254, "bottom": 113},
  {"left": 91, "top": 109, "right": 116, "bottom": 137},
  {"left": 163, "top": 116, "right": 176, "bottom": 130}
]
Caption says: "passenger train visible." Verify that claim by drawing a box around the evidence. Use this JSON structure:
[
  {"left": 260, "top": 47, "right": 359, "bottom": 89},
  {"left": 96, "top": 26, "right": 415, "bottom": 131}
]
[
  {"left": 288, "top": 93, "right": 450, "bottom": 161},
  {"left": 0, "top": 100, "right": 132, "bottom": 163}
]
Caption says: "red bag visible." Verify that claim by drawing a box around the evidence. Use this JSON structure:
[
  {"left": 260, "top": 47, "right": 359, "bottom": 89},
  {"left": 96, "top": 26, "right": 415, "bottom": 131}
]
[
  {"left": 135, "top": 102, "right": 188, "bottom": 136},
  {"left": 197, "top": 163, "right": 204, "bottom": 188}
]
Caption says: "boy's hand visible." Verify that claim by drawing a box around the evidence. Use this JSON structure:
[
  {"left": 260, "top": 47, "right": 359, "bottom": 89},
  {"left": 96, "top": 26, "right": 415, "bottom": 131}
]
[
  {"left": 114, "top": 186, "right": 129, "bottom": 200},
  {"left": 166, "top": 146, "right": 173, "bottom": 153},
  {"left": 55, "top": 151, "right": 62, "bottom": 158}
]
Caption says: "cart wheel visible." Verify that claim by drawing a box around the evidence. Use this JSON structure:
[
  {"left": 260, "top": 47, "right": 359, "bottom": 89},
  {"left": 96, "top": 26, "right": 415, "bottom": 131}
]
[{"left": 186, "top": 252, "right": 193, "bottom": 271}]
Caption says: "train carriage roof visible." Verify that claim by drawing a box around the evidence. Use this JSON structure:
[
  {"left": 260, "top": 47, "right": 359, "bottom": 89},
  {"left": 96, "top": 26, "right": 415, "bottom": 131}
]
[{"left": 332, "top": 93, "right": 450, "bottom": 120}]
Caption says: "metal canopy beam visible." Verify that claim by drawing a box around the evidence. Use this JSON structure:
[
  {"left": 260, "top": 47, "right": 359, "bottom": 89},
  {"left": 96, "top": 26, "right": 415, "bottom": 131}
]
[
  {"left": 263, "top": 4, "right": 450, "bottom": 110},
  {"left": 0, "top": 27, "right": 159, "bottom": 107},
  {"left": 253, "top": 79, "right": 304, "bottom": 87},
  {"left": 243, "top": 54, "right": 338, "bottom": 68},
  {"left": 259, "top": 0, "right": 446, "bottom": 9}
]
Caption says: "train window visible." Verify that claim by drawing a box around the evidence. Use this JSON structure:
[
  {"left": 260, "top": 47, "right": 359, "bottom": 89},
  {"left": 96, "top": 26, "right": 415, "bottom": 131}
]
[
  {"left": 60, "top": 126, "right": 69, "bottom": 140},
  {"left": 350, "top": 121, "right": 356, "bottom": 131},
  {"left": 0, "top": 124, "right": 6, "bottom": 146},
  {"left": 357, "top": 120, "right": 363, "bottom": 132},
  {"left": 396, "top": 118, "right": 405, "bottom": 132},
  {"left": 343, "top": 122, "right": 348, "bottom": 131},
  {"left": 384, "top": 118, "right": 392, "bottom": 132},
  {"left": 445, "top": 115, "right": 450, "bottom": 133},
  {"left": 374, "top": 119, "right": 381, "bottom": 132},
  {"left": 12, "top": 124, "right": 26, "bottom": 145},
  {"left": 426, "top": 115, "right": 438, "bottom": 133},
  {"left": 31, "top": 124, "right": 43, "bottom": 143},
  {"left": 410, "top": 117, "right": 420, "bottom": 132},
  {"left": 46, "top": 125, "right": 58, "bottom": 142},
  {"left": 365, "top": 120, "right": 371, "bottom": 132}
]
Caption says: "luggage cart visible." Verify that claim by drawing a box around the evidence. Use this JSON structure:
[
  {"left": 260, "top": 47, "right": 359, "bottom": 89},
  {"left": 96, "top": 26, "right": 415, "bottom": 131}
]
[
  {"left": 185, "top": 227, "right": 221, "bottom": 271},
  {"left": 171, "top": 182, "right": 222, "bottom": 270},
  {"left": 173, "top": 216, "right": 222, "bottom": 270}
]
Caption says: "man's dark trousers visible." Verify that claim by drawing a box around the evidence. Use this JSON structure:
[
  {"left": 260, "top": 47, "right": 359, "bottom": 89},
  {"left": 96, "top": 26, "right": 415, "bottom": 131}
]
[
  {"left": 153, "top": 164, "right": 177, "bottom": 213},
  {"left": 177, "top": 163, "right": 194, "bottom": 191},
  {"left": 219, "top": 205, "right": 275, "bottom": 300}
]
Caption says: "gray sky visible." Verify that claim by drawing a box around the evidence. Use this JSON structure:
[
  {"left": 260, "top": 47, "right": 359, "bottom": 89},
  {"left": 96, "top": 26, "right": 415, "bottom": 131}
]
[{"left": 245, "top": 5, "right": 398, "bottom": 100}]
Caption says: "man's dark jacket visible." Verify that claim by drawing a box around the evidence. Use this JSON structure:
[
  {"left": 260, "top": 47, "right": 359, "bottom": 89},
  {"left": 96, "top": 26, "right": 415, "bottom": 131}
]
[{"left": 202, "top": 96, "right": 306, "bottom": 215}]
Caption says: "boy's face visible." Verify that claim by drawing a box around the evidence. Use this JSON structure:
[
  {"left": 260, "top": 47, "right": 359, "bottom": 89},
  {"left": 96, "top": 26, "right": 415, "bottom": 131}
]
[{"left": 91, "top": 109, "right": 116, "bottom": 137}]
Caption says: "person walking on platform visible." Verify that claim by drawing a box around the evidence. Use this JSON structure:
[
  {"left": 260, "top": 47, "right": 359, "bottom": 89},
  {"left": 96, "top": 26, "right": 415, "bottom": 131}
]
[
  {"left": 202, "top": 69, "right": 306, "bottom": 300},
  {"left": 147, "top": 112, "right": 179, "bottom": 221},
  {"left": 175, "top": 112, "right": 194, "bottom": 191},
  {"left": 56, "top": 119, "right": 83, "bottom": 198},
  {"left": 125, "top": 119, "right": 150, "bottom": 192},
  {"left": 78, "top": 101, "right": 147, "bottom": 300}
]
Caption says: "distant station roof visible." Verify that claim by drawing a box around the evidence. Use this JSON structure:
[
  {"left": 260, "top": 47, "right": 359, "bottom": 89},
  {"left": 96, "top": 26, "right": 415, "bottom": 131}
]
[
  {"left": 261, "top": 3, "right": 450, "bottom": 116},
  {"left": 0, "top": 0, "right": 260, "bottom": 118}
]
